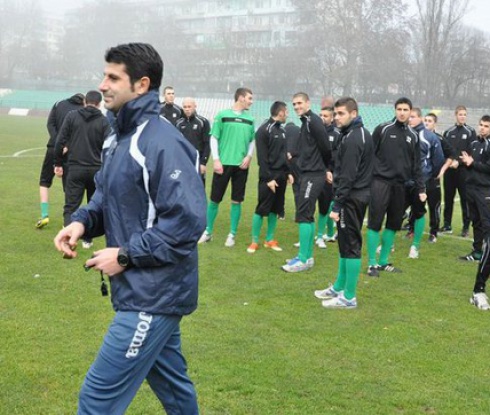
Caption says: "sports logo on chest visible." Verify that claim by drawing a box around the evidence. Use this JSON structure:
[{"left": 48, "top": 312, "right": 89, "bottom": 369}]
[
  {"left": 462, "top": 134, "right": 467, "bottom": 140},
  {"left": 193, "top": 124, "right": 198, "bottom": 130},
  {"left": 406, "top": 136, "right": 412, "bottom": 144}
]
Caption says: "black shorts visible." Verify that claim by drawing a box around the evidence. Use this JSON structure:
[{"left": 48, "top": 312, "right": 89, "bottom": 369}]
[
  {"left": 39, "top": 147, "right": 56, "bottom": 187},
  {"left": 255, "top": 174, "right": 287, "bottom": 217},
  {"left": 317, "top": 182, "right": 333, "bottom": 216},
  {"left": 295, "top": 173, "right": 326, "bottom": 223},
  {"left": 338, "top": 195, "right": 369, "bottom": 258},
  {"left": 368, "top": 178, "right": 406, "bottom": 231},
  {"left": 210, "top": 165, "right": 249, "bottom": 203}
]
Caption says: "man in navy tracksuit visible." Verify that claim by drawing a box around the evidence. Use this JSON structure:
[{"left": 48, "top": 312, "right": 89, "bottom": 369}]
[
  {"left": 460, "top": 115, "right": 490, "bottom": 310},
  {"left": 54, "top": 43, "right": 206, "bottom": 415}
]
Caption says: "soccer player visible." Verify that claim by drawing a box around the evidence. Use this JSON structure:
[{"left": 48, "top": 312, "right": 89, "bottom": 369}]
[
  {"left": 36, "top": 93, "right": 84, "bottom": 228},
  {"left": 316, "top": 106, "right": 340, "bottom": 249},
  {"left": 53, "top": 90, "right": 111, "bottom": 248},
  {"left": 406, "top": 108, "right": 444, "bottom": 258},
  {"left": 285, "top": 121, "right": 301, "bottom": 212},
  {"left": 315, "top": 97, "right": 373, "bottom": 308},
  {"left": 176, "top": 97, "right": 211, "bottom": 184},
  {"left": 198, "top": 88, "right": 255, "bottom": 247},
  {"left": 54, "top": 43, "right": 205, "bottom": 414},
  {"left": 282, "top": 92, "right": 330, "bottom": 273},
  {"left": 159, "top": 86, "right": 182, "bottom": 125},
  {"left": 459, "top": 115, "right": 490, "bottom": 309},
  {"left": 247, "top": 101, "right": 291, "bottom": 254},
  {"left": 366, "top": 97, "right": 426, "bottom": 276},
  {"left": 441, "top": 105, "right": 476, "bottom": 237}
]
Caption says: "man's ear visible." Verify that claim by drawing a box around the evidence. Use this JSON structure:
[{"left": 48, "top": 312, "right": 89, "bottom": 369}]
[{"left": 134, "top": 77, "right": 151, "bottom": 95}]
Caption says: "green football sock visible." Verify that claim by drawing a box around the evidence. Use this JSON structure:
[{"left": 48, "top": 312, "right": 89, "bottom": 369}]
[
  {"left": 379, "top": 229, "right": 396, "bottom": 266},
  {"left": 317, "top": 214, "right": 328, "bottom": 239},
  {"left": 367, "top": 229, "right": 380, "bottom": 266},
  {"left": 266, "top": 213, "right": 278, "bottom": 242},
  {"left": 298, "top": 222, "right": 313, "bottom": 263},
  {"left": 251, "top": 214, "right": 263, "bottom": 243},
  {"left": 40, "top": 202, "right": 49, "bottom": 218},
  {"left": 326, "top": 201, "right": 335, "bottom": 237},
  {"left": 413, "top": 216, "right": 426, "bottom": 249},
  {"left": 308, "top": 222, "right": 315, "bottom": 259},
  {"left": 344, "top": 258, "right": 362, "bottom": 300},
  {"left": 333, "top": 257, "right": 347, "bottom": 292},
  {"left": 206, "top": 201, "right": 219, "bottom": 234},
  {"left": 230, "top": 203, "right": 242, "bottom": 236}
]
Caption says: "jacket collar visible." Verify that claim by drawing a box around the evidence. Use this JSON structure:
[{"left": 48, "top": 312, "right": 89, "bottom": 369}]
[
  {"left": 108, "top": 90, "right": 160, "bottom": 136},
  {"left": 340, "top": 116, "right": 363, "bottom": 134}
]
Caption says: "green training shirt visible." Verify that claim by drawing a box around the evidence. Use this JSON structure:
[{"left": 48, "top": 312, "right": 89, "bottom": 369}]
[{"left": 211, "top": 109, "right": 255, "bottom": 166}]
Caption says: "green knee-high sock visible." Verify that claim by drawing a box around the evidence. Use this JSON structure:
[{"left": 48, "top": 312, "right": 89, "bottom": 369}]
[
  {"left": 379, "top": 229, "right": 396, "bottom": 266},
  {"left": 230, "top": 203, "right": 242, "bottom": 235},
  {"left": 367, "top": 229, "right": 380, "bottom": 266},
  {"left": 413, "top": 216, "right": 426, "bottom": 249},
  {"left": 308, "top": 222, "right": 315, "bottom": 258},
  {"left": 317, "top": 214, "right": 328, "bottom": 239},
  {"left": 326, "top": 201, "right": 335, "bottom": 237},
  {"left": 298, "top": 222, "right": 314, "bottom": 262},
  {"left": 344, "top": 258, "right": 362, "bottom": 300},
  {"left": 251, "top": 214, "right": 263, "bottom": 243},
  {"left": 40, "top": 202, "right": 49, "bottom": 218},
  {"left": 206, "top": 201, "right": 219, "bottom": 234},
  {"left": 266, "top": 213, "right": 278, "bottom": 242},
  {"left": 333, "top": 257, "right": 347, "bottom": 292}
]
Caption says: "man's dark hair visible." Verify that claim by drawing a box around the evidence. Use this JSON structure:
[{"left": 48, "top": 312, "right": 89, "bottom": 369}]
[
  {"left": 104, "top": 43, "right": 163, "bottom": 91},
  {"left": 321, "top": 106, "right": 334, "bottom": 112},
  {"left": 394, "top": 97, "right": 412, "bottom": 109},
  {"left": 234, "top": 87, "right": 253, "bottom": 102},
  {"left": 481, "top": 115, "right": 490, "bottom": 123},
  {"left": 411, "top": 107, "right": 422, "bottom": 118},
  {"left": 270, "top": 101, "right": 287, "bottom": 117},
  {"left": 334, "top": 97, "right": 358, "bottom": 113},
  {"left": 164, "top": 86, "right": 174, "bottom": 93},
  {"left": 85, "top": 90, "right": 102, "bottom": 105},
  {"left": 426, "top": 112, "right": 438, "bottom": 123}
]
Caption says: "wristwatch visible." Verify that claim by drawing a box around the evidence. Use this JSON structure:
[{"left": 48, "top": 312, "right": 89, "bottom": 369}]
[{"left": 117, "top": 247, "right": 131, "bottom": 268}]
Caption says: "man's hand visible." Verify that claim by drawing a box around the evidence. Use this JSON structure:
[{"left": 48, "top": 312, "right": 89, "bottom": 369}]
[
  {"left": 54, "top": 222, "right": 85, "bottom": 259},
  {"left": 200, "top": 165, "right": 207, "bottom": 175},
  {"left": 239, "top": 155, "right": 252, "bottom": 170},
  {"left": 419, "top": 192, "right": 427, "bottom": 203},
  {"left": 460, "top": 151, "right": 473, "bottom": 167},
  {"left": 288, "top": 174, "right": 294, "bottom": 185},
  {"left": 329, "top": 211, "right": 340, "bottom": 222},
  {"left": 450, "top": 159, "right": 459, "bottom": 169},
  {"left": 54, "top": 166, "right": 63, "bottom": 177},
  {"left": 326, "top": 171, "right": 333, "bottom": 184},
  {"left": 267, "top": 180, "right": 278, "bottom": 193},
  {"left": 85, "top": 248, "right": 125, "bottom": 277},
  {"left": 213, "top": 159, "right": 223, "bottom": 175}
]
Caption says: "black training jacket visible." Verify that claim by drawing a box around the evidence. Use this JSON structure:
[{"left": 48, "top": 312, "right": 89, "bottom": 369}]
[
  {"left": 325, "top": 123, "right": 341, "bottom": 172},
  {"left": 160, "top": 102, "right": 182, "bottom": 126},
  {"left": 255, "top": 117, "right": 288, "bottom": 182},
  {"left": 175, "top": 113, "right": 211, "bottom": 166},
  {"left": 54, "top": 106, "right": 111, "bottom": 167},
  {"left": 443, "top": 124, "right": 476, "bottom": 160},
  {"left": 372, "top": 119, "right": 424, "bottom": 192},
  {"left": 46, "top": 94, "right": 85, "bottom": 147},
  {"left": 296, "top": 110, "right": 331, "bottom": 174},
  {"left": 466, "top": 136, "right": 490, "bottom": 188},
  {"left": 332, "top": 117, "right": 373, "bottom": 212}
]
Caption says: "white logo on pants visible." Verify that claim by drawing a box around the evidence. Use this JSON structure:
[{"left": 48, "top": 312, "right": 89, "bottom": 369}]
[
  {"left": 126, "top": 312, "right": 153, "bottom": 359},
  {"left": 304, "top": 181, "right": 313, "bottom": 199}
]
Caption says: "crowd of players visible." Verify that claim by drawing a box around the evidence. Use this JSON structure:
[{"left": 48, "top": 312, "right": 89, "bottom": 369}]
[{"left": 35, "top": 86, "right": 490, "bottom": 311}]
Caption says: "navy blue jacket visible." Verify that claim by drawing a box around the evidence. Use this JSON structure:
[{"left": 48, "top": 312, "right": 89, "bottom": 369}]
[
  {"left": 413, "top": 123, "right": 445, "bottom": 181},
  {"left": 72, "top": 91, "right": 206, "bottom": 315}
]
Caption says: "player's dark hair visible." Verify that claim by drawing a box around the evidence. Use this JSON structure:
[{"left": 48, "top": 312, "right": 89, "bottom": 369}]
[
  {"left": 105, "top": 43, "right": 163, "bottom": 91},
  {"left": 481, "top": 115, "right": 490, "bottom": 123},
  {"left": 395, "top": 97, "right": 412, "bottom": 109},
  {"left": 426, "top": 112, "right": 438, "bottom": 123},
  {"left": 321, "top": 106, "right": 334, "bottom": 112},
  {"left": 334, "top": 97, "right": 358, "bottom": 113},
  {"left": 85, "top": 90, "right": 102, "bottom": 105},
  {"left": 163, "top": 86, "right": 174, "bottom": 93},
  {"left": 270, "top": 101, "right": 287, "bottom": 117},
  {"left": 234, "top": 87, "right": 253, "bottom": 102}
]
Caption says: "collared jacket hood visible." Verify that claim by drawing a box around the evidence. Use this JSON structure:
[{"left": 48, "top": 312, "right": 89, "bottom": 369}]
[{"left": 72, "top": 91, "right": 206, "bottom": 315}]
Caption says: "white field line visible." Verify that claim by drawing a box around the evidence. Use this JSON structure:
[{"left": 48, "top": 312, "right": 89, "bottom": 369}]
[{"left": 0, "top": 147, "right": 45, "bottom": 158}]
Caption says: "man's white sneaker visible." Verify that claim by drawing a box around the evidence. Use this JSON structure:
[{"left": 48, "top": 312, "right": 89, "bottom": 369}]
[
  {"left": 82, "top": 241, "right": 93, "bottom": 249},
  {"left": 198, "top": 231, "right": 212, "bottom": 244},
  {"left": 224, "top": 233, "right": 235, "bottom": 247},
  {"left": 322, "top": 293, "right": 357, "bottom": 309},
  {"left": 314, "top": 284, "right": 341, "bottom": 300},
  {"left": 315, "top": 237, "right": 327, "bottom": 249},
  {"left": 470, "top": 292, "right": 490, "bottom": 310},
  {"left": 323, "top": 234, "right": 337, "bottom": 242},
  {"left": 408, "top": 245, "right": 419, "bottom": 259},
  {"left": 282, "top": 257, "right": 309, "bottom": 273}
]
